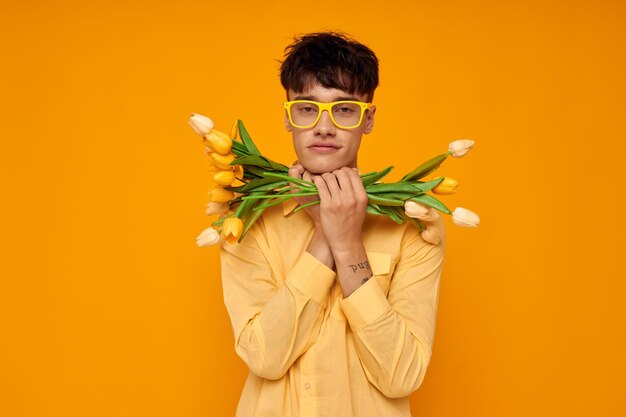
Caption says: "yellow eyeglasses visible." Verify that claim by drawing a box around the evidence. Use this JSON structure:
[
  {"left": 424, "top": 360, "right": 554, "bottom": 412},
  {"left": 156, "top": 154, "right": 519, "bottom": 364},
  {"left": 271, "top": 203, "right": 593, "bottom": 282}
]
[{"left": 284, "top": 100, "right": 374, "bottom": 129}]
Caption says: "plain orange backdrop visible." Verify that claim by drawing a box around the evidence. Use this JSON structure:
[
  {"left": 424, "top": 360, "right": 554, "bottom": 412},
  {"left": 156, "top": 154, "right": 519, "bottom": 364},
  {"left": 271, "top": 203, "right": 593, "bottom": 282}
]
[{"left": 1, "top": 1, "right": 625, "bottom": 416}]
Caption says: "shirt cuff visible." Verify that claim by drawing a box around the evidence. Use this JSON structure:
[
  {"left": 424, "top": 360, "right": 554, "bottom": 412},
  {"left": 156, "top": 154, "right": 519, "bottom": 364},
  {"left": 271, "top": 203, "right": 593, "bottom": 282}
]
[
  {"left": 339, "top": 278, "right": 391, "bottom": 331},
  {"left": 285, "top": 251, "right": 336, "bottom": 306}
]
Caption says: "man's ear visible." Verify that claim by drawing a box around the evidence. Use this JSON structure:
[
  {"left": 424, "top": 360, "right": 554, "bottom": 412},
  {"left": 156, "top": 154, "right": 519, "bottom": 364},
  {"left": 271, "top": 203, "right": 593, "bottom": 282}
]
[
  {"left": 363, "top": 105, "right": 376, "bottom": 134},
  {"left": 284, "top": 112, "right": 292, "bottom": 132}
]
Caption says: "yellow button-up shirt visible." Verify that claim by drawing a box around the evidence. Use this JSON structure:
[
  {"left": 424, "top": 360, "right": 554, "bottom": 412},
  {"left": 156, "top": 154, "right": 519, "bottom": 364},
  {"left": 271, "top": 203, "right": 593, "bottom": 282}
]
[{"left": 220, "top": 199, "right": 446, "bottom": 417}]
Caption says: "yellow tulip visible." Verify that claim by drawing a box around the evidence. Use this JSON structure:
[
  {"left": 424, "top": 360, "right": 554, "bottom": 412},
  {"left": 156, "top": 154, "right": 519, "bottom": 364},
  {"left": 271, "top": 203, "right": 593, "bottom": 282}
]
[
  {"left": 230, "top": 119, "right": 239, "bottom": 140},
  {"left": 234, "top": 164, "right": 244, "bottom": 179},
  {"left": 209, "top": 186, "right": 235, "bottom": 203},
  {"left": 204, "top": 129, "right": 233, "bottom": 155},
  {"left": 209, "top": 152, "right": 236, "bottom": 170},
  {"left": 432, "top": 177, "right": 459, "bottom": 195},
  {"left": 213, "top": 170, "right": 236, "bottom": 186},
  {"left": 221, "top": 217, "right": 244, "bottom": 244}
]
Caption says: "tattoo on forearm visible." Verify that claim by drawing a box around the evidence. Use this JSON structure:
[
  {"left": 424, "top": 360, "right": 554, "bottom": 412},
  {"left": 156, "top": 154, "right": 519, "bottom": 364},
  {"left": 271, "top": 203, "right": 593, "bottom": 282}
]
[{"left": 349, "top": 260, "right": 370, "bottom": 273}]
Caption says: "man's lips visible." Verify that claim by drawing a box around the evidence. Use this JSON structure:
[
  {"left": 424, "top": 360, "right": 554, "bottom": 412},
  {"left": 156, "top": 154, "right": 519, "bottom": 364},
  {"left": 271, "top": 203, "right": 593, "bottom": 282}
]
[{"left": 308, "top": 142, "right": 341, "bottom": 152}]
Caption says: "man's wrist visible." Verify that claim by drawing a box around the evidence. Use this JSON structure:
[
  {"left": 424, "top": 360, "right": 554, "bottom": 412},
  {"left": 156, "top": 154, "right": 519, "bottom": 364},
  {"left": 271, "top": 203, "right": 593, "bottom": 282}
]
[{"left": 306, "top": 228, "right": 335, "bottom": 270}]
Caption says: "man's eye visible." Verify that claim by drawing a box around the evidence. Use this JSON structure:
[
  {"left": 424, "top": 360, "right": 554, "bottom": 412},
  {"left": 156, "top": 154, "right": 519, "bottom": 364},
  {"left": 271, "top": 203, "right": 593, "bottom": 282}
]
[
  {"left": 335, "top": 106, "right": 354, "bottom": 113},
  {"left": 300, "top": 106, "right": 316, "bottom": 112}
]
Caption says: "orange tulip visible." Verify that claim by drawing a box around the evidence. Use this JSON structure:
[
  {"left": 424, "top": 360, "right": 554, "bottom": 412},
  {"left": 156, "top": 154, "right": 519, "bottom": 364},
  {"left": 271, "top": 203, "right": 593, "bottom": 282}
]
[
  {"left": 221, "top": 217, "right": 244, "bottom": 244},
  {"left": 432, "top": 177, "right": 459, "bottom": 195}
]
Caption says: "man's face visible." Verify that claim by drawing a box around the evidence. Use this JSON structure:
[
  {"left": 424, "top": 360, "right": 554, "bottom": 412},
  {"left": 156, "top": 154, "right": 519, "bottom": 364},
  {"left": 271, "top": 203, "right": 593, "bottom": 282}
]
[{"left": 284, "top": 82, "right": 376, "bottom": 174}]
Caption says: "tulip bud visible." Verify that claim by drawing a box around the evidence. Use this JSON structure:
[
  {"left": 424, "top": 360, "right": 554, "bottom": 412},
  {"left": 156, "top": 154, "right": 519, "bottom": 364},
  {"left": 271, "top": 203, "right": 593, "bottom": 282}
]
[
  {"left": 196, "top": 227, "right": 221, "bottom": 247},
  {"left": 204, "top": 130, "right": 233, "bottom": 155},
  {"left": 421, "top": 224, "right": 442, "bottom": 245},
  {"left": 448, "top": 139, "right": 475, "bottom": 158},
  {"left": 234, "top": 165, "right": 244, "bottom": 180},
  {"left": 189, "top": 113, "right": 214, "bottom": 136},
  {"left": 206, "top": 202, "right": 229, "bottom": 215},
  {"left": 213, "top": 170, "right": 236, "bottom": 186},
  {"left": 209, "top": 152, "right": 236, "bottom": 170},
  {"left": 432, "top": 177, "right": 459, "bottom": 195},
  {"left": 222, "top": 217, "right": 244, "bottom": 244},
  {"left": 452, "top": 207, "right": 480, "bottom": 228},
  {"left": 230, "top": 119, "right": 239, "bottom": 140},
  {"left": 209, "top": 186, "right": 235, "bottom": 203},
  {"left": 404, "top": 201, "right": 430, "bottom": 219}
]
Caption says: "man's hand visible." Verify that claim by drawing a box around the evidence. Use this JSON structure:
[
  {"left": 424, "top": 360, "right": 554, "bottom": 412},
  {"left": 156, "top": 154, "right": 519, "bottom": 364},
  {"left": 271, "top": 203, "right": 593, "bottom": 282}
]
[
  {"left": 312, "top": 167, "right": 369, "bottom": 254},
  {"left": 288, "top": 162, "right": 322, "bottom": 226},
  {"left": 288, "top": 161, "right": 334, "bottom": 270},
  {"left": 312, "top": 167, "right": 372, "bottom": 297}
]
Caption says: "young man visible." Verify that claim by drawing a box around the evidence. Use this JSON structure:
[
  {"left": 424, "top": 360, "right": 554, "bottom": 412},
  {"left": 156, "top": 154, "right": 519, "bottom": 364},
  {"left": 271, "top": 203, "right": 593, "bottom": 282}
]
[{"left": 220, "top": 31, "right": 446, "bottom": 417}]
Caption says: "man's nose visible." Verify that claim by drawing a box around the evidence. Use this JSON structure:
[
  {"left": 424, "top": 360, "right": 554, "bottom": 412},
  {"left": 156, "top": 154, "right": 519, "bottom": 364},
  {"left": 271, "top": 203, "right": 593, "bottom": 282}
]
[{"left": 314, "top": 110, "right": 335, "bottom": 134}]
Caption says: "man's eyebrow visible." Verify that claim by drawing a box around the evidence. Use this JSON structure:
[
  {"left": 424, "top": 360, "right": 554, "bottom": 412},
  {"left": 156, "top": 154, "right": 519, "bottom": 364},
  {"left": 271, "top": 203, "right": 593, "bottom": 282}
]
[{"left": 293, "top": 94, "right": 362, "bottom": 101}]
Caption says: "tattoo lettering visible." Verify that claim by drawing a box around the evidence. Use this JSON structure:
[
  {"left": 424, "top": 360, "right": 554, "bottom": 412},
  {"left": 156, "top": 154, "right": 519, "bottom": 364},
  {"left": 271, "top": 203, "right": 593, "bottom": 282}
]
[
  {"left": 349, "top": 260, "right": 370, "bottom": 273},
  {"left": 361, "top": 275, "right": 372, "bottom": 285}
]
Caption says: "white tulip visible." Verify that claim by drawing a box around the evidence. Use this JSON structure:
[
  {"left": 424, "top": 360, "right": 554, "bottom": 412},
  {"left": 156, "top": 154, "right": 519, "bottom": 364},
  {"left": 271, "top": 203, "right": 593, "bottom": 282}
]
[
  {"left": 196, "top": 227, "right": 221, "bottom": 247},
  {"left": 404, "top": 201, "right": 430, "bottom": 219},
  {"left": 206, "top": 202, "right": 229, "bottom": 215},
  {"left": 189, "top": 113, "right": 215, "bottom": 136},
  {"left": 448, "top": 139, "right": 475, "bottom": 158},
  {"left": 421, "top": 224, "right": 442, "bottom": 245},
  {"left": 452, "top": 207, "right": 480, "bottom": 228}
]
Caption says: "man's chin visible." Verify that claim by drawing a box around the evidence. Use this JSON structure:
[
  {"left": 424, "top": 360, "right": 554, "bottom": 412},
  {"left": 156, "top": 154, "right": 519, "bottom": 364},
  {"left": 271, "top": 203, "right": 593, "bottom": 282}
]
[{"left": 301, "top": 162, "right": 341, "bottom": 175}]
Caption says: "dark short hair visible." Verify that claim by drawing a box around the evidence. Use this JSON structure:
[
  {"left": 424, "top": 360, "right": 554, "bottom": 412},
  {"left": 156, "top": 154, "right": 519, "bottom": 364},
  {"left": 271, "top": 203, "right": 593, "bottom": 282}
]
[{"left": 278, "top": 31, "right": 379, "bottom": 102}]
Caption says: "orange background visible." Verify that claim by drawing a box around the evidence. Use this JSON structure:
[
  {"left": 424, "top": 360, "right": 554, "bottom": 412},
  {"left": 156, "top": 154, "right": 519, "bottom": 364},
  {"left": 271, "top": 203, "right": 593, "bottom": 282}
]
[{"left": 2, "top": 1, "right": 625, "bottom": 416}]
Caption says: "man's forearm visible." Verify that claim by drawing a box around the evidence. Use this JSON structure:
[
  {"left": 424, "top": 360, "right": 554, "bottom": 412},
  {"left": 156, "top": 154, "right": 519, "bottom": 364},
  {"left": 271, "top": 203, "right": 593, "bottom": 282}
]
[{"left": 331, "top": 239, "right": 373, "bottom": 298}]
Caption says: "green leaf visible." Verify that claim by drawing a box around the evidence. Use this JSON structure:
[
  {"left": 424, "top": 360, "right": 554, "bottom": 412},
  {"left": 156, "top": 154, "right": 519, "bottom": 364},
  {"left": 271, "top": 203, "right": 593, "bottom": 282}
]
[
  {"left": 366, "top": 193, "right": 405, "bottom": 206},
  {"left": 232, "top": 155, "right": 274, "bottom": 169},
  {"left": 401, "top": 153, "right": 448, "bottom": 182},
  {"left": 234, "top": 192, "right": 260, "bottom": 220},
  {"left": 238, "top": 120, "right": 262, "bottom": 156},
  {"left": 366, "top": 182, "right": 420, "bottom": 194},
  {"left": 366, "top": 204, "right": 386, "bottom": 216},
  {"left": 377, "top": 205, "right": 405, "bottom": 224},
  {"left": 231, "top": 140, "right": 248, "bottom": 156},
  {"left": 361, "top": 166, "right": 394, "bottom": 187},
  {"left": 412, "top": 176, "right": 446, "bottom": 193},
  {"left": 245, "top": 165, "right": 271, "bottom": 177},
  {"left": 409, "top": 193, "right": 452, "bottom": 215},
  {"left": 239, "top": 203, "right": 266, "bottom": 242}
]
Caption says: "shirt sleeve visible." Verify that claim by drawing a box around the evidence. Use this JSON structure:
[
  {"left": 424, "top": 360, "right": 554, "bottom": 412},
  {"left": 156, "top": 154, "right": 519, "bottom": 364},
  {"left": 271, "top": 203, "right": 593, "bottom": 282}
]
[
  {"left": 338, "top": 216, "right": 446, "bottom": 398},
  {"left": 219, "top": 219, "right": 336, "bottom": 380}
]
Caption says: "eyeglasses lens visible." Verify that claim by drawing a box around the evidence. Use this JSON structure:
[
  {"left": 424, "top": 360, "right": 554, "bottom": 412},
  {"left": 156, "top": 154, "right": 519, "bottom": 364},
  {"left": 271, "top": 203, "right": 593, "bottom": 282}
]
[{"left": 290, "top": 102, "right": 363, "bottom": 128}]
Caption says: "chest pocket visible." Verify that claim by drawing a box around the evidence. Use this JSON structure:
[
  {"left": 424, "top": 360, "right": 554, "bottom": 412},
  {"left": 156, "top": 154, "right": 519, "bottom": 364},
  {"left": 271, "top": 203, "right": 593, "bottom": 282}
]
[{"left": 329, "top": 251, "right": 395, "bottom": 321}]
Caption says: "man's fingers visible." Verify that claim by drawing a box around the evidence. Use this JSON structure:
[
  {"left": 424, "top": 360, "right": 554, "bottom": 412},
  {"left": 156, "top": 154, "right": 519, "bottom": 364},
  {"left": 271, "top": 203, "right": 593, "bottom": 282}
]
[
  {"left": 313, "top": 175, "right": 331, "bottom": 204},
  {"left": 288, "top": 163, "right": 305, "bottom": 192},
  {"left": 346, "top": 168, "right": 368, "bottom": 206},
  {"left": 321, "top": 172, "right": 341, "bottom": 200},
  {"left": 333, "top": 168, "right": 356, "bottom": 203}
]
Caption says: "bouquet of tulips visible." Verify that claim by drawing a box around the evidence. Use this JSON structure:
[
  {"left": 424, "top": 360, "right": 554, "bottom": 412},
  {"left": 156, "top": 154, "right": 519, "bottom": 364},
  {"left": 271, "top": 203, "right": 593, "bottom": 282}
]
[{"left": 190, "top": 113, "right": 480, "bottom": 247}]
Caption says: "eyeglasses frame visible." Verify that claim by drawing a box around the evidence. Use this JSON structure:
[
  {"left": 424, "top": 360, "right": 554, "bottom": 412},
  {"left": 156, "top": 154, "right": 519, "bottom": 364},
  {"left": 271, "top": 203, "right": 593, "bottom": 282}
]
[{"left": 283, "top": 100, "right": 374, "bottom": 129}]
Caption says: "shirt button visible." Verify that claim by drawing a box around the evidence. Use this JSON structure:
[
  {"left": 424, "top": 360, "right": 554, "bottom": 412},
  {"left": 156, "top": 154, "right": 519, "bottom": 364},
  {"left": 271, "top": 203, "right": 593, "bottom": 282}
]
[{"left": 304, "top": 382, "right": 311, "bottom": 390}]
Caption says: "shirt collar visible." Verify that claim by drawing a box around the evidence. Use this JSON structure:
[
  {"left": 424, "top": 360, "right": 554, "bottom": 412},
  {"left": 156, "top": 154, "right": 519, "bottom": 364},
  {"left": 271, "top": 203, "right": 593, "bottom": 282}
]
[{"left": 282, "top": 199, "right": 299, "bottom": 216}]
